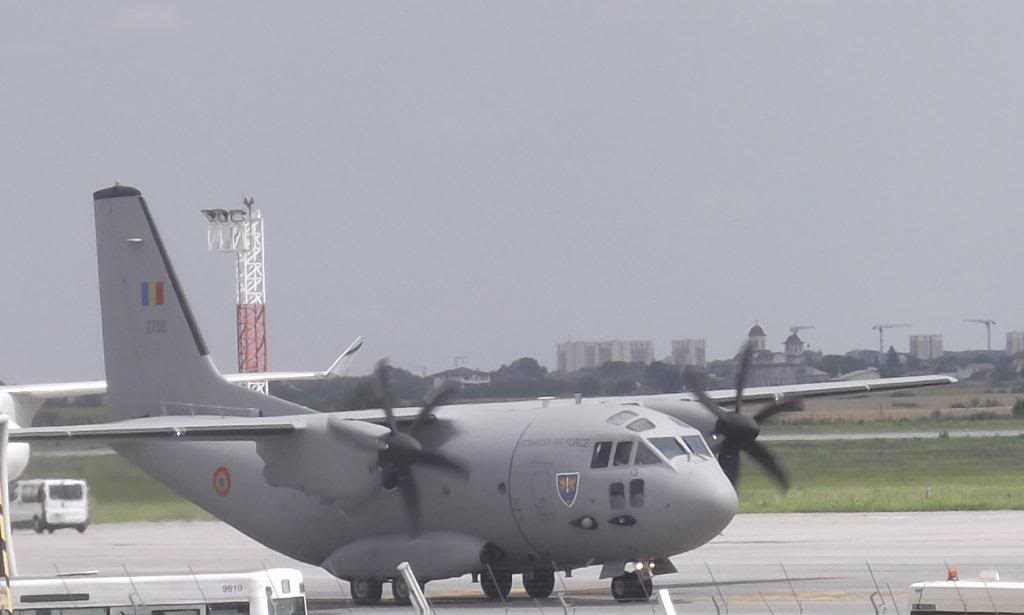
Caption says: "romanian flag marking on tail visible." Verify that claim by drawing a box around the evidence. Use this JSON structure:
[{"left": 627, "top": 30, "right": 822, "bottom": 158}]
[{"left": 141, "top": 281, "right": 165, "bottom": 306}]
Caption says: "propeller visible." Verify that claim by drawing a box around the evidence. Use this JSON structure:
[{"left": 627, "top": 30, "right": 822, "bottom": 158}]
[
  {"left": 682, "top": 342, "right": 802, "bottom": 491},
  {"left": 371, "top": 360, "right": 469, "bottom": 534}
]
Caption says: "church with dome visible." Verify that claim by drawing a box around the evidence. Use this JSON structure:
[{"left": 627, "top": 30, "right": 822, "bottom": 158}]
[{"left": 741, "top": 322, "right": 828, "bottom": 386}]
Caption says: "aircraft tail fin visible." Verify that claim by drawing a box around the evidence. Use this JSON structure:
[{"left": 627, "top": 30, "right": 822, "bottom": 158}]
[{"left": 93, "top": 185, "right": 313, "bottom": 420}]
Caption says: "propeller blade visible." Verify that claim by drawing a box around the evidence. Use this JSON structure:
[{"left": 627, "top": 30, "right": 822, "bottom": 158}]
[
  {"left": 413, "top": 449, "right": 470, "bottom": 481},
  {"left": 752, "top": 398, "right": 804, "bottom": 425},
  {"left": 734, "top": 342, "right": 754, "bottom": 415},
  {"left": 743, "top": 440, "right": 790, "bottom": 492},
  {"left": 683, "top": 367, "right": 729, "bottom": 421},
  {"left": 718, "top": 449, "right": 741, "bottom": 487},
  {"left": 396, "top": 468, "right": 420, "bottom": 536},
  {"left": 372, "top": 359, "right": 398, "bottom": 433},
  {"left": 408, "top": 385, "right": 455, "bottom": 437}
]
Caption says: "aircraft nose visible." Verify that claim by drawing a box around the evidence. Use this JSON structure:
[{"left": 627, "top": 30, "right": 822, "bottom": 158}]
[
  {"left": 685, "top": 464, "right": 738, "bottom": 545},
  {"left": 706, "top": 468, "right": 739, "bottom": 523}
]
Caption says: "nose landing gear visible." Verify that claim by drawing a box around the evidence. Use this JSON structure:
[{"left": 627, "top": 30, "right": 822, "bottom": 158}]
[{"left": 610, "top": 572, "right": 653, "bottom": 602}]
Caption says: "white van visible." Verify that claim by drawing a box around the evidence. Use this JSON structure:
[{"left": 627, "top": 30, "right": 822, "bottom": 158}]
[
  {"left": 910, "top": 578, "right": 1024, "bottom": 614},
  {"left": 11, "top": 478, "right": 90, "bottom": 533}
]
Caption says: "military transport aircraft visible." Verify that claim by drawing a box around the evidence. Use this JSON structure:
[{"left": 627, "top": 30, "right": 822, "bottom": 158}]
[
  {"left": 0, "top": 336, "right": 364, "bottom": 481},
  {"left": 11, "top": 185, "right": 956, "bottom": 605}
]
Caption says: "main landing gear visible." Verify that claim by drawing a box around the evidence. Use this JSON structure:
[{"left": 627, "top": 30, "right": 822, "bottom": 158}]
[
  {"left": 610, "top": 572, "right": 653, "bottom": 602},
  {"left": 480, "top": 571, "right": 513, "bottom": 599},
  {"left": 350, "top": 577, "right": 426, "bottom": 606},
  {"left": 522, "top": 569, "right": 556, "bottom": 599},
  {"left": 477, "top": 569, "right": 556, "bottom": 600},
  {"left": 350, "top": 578, "right": 383, "bottom": 605}
]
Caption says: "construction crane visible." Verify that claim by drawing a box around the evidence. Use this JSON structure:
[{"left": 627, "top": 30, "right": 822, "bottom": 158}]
[
  {"left": 963, "top": 318, "right": 996, "bottom": 351},
  {"left": 789, "top": 325, "right": 815, "bottom": 335},
  {"left": 872, "top": 323, "right": 911, "bottom": 357}
]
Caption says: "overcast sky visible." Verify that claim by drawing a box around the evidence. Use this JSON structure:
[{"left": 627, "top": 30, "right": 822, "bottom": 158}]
[{"left": 1, "top": 2, "right": 1021, "bottom": 382}]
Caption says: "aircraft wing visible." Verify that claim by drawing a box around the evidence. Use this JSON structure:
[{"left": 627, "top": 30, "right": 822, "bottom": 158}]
[
  {"left": 0, "top": 336, "right": 365, "bottom": 401},
  {"left": 703, "top": 374, "right": 958, "bottom": 403},
  {"left": 8, "top": 415, "right": 306, "bottom": 442},
  {"left": 9, "top": 412, "right": 387, "bottom": 505}
]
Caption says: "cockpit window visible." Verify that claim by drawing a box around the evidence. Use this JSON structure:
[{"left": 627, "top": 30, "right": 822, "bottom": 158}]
[
  {"left": 591, "top": 441, "right": 613, "bottom": 468},
  {"left": 634, "top": 442, "right": 661, "bottom": 465},
  {"left": 682, "top": 435, "right": 711, "bottom": 456},
  {"left": 607, "top": 410, "right": 638, "bottom": 425},
  {"left": 649, "top": 436, "right": 687, "bottom": 460},
  {"left": 626, "top": 418, "right": 656, "bottom": 432},
  {"left": 613, "top": 441, "right": 634, "bottom": 466}
]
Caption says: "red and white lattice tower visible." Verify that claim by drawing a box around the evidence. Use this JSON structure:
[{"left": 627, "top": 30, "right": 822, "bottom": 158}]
[{"left": 201, "top": 198, "right": 268, "bottom": 393}]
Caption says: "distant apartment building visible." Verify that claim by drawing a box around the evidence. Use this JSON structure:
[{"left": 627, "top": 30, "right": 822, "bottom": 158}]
[
  {"left": 557, "top": 340, "right": 655, "bottom": 372},
  {"left": 671, "top": 339, "right": 707, "bottom": 368},
  {"left": 1007, "top": 331, "right": 1024, "bottom": 355},
  {"left": 909, "top": 334, "right": 944, "bottom": 361}
]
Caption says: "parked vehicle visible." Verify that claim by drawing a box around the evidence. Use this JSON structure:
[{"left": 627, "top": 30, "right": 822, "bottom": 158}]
[
  {"left": 10, "top": 478, "right": 89, "bottom": 533},
  {"left": 910, "top": 572, "right": 1024, "bottom": 614},
  {"left": 10, "top": 568, "right": 307, "bottom": 615}
]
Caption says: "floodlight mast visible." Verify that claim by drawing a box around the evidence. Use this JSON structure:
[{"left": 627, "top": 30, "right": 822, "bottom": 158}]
[{"left": 200, "top": 198, "right": 269, "bottom": 393}]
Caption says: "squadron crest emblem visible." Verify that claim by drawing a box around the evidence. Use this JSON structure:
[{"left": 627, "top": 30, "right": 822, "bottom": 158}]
[{"left": 555, "top": 472, "right": 580, "bottom": 507}]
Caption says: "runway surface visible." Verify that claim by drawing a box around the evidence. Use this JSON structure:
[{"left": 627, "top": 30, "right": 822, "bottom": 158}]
[{"left": 13, "top": 511, "right": 1024, "bottom": 613}]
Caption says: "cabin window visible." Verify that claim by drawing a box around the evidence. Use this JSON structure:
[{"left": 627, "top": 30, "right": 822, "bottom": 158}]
[
  {"left": 626, "top": 418, "right": 656, "bottom": 432},
  {"left": 607, "top": 410, "right": 638, "bottom": 426},
  {"left": 270, "top": 598, "right": 306, "bottom": 615},
  {"left": 590, "top": 441, "right": 613, "bottom": 468},
  {"left": 612, "top": 441, "right": 634, "bottom": 466},
  {"left": 16, "top": 611, "right": 107, "bottom": 615},
  {"left": 208, "top": 603, "right": 249, "bottom": 615},
  {"left": 629, "top": 479, "right": 645, "bottom": 507},
  {"left": 682, "top": 435, "right": 711, "bottom": 456},
  {"left": 609, "top": 482, "right": 625, "bottom": 509},
  {"left": 47, "top": 484, "right": 83, "bottom": 500},
  {"left": 633, "top": 442, "right": 661, "bottom": 465},
  {"left": 649, "top": 436, "right": 687, "bottom": 460},
  {"left": 20, "top": 483, "right": 42, "bottom": 503},
  {"left": 153, "top": 610, "right": 200, "bottom": 615}
]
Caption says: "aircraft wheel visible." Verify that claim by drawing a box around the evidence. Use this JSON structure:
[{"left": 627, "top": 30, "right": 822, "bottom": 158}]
[
  {"left": 610, "top": 575, "right": 630, "bottom": 601},
  {"left": 32, "top": 517, "right": 45, "bottom": 534},
  {"left": 350, "top": 578, "right": 383, "bottom": 605},
  {"left": 390, "top": 577, "right": 415, "bottom": 605},
  {"left": 523, "top": 569, "right": 555, "bottom": 599},
  {"left": 639, "top": 576, "right": 653, "bottom": 599},
  {"left": 610, "top": 573, "right": 651, "bottom": 602},
  {"left": 76, "top": 525, "right": 87, "bottom": 534},
  {"left": 480, "top": 571, "right": 513, "bottom": 600}
]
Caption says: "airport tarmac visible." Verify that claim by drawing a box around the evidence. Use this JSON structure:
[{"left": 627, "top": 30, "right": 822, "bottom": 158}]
[{"left": 14, "top": 511, "right": 1024, "bottom": 614}]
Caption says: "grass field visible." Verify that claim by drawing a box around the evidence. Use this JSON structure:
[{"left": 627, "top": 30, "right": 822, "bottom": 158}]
[
  {"left": 762, "top": 416, "right": 1024, "bottom": 435},
  {"left": 739, "top": 436, "right": 1024, "bottom": 513},
  {"left": 22, "top": 436, "right": 1024, "bottom": 522}
]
